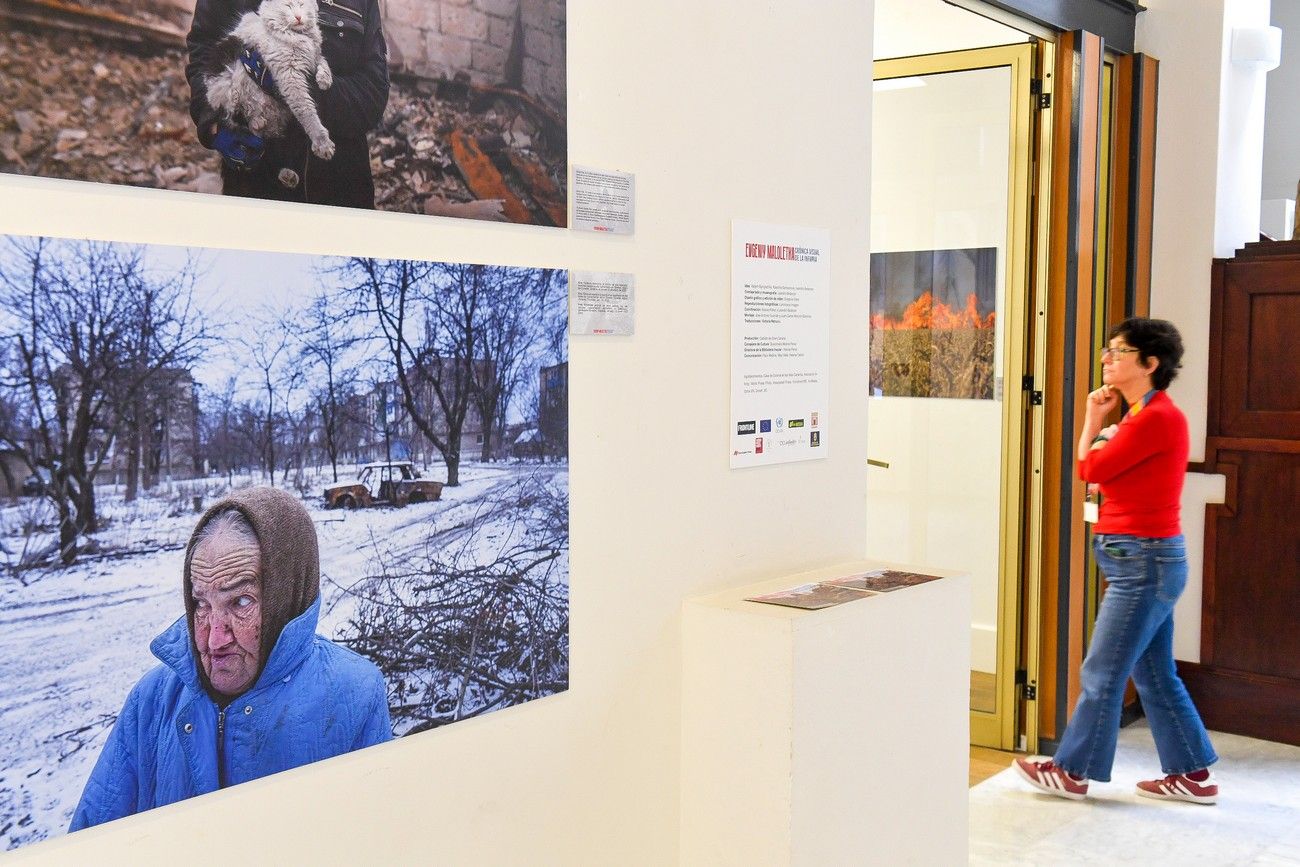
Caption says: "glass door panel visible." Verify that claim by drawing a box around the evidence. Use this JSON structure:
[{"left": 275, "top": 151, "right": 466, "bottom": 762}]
[{"left": 870, "top": 45, "right": 1036, "bottom": 749}]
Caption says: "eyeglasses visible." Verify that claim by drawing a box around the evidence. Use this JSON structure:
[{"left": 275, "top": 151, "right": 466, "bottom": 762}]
[{"left": 1100, "top": 346, "right": 1140, "bottom": 360}]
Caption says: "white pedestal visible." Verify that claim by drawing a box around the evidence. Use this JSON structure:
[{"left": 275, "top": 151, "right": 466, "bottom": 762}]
[{"left": 681, "top": 561, "right": 970, "bottom": 866}]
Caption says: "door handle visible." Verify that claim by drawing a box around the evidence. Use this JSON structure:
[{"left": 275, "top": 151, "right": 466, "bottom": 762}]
[{"left": 867, "top": 458, "right": 890, "bottom": 469}]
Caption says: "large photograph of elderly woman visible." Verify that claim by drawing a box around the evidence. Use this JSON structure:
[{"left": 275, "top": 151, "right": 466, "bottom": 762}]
[
  {"left": 0, "top": 233, "right": 570, "bottom": 851},
  {"left": 0, "top": 0, "right": 567, "bottom": 225}
]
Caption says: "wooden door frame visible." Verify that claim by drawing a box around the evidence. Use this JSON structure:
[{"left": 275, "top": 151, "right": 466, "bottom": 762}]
[{"left": 1032, "top": 30, "right": 1157, "bottom": 751}]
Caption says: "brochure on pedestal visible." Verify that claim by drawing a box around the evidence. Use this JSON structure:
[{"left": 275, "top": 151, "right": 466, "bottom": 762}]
[
  {"left": 746, "top": 568, "right": 944, "bottom": 610},
  {"left": 823, "top": 569, "right": 944, "bottom": 593},
  {"left": 746, "top": 582, "right": 877, "bottom": 610}
]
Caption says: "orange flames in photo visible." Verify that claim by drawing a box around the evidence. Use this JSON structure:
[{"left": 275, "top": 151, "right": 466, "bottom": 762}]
[
  {"left": 869, "top": 291, "right": 995, "bottom": 331},
  {"left": 869, "top": 290, "right": 997, "bottom": 400}
]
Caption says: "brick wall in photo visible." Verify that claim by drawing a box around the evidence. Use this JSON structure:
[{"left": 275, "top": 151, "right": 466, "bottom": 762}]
[{"left": 382, "top": 0, "right": 566, "bottom": 112}]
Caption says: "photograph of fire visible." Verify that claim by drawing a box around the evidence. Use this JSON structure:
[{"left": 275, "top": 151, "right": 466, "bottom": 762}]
[{"left": 868, "top": 247, "right": 997, "bottom": 400}]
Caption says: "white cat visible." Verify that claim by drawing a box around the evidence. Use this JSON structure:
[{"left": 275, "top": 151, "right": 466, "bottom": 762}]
[{"left": 205, "top": 0, "right": 336, "bottom": 160}]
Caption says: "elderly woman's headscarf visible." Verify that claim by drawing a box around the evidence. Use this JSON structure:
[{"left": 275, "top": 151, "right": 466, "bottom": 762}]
[{"left": 182, "top": 486, "right": 320, "bottom": 698}]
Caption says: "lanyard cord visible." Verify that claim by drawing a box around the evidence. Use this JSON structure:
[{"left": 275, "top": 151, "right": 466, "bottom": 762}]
[{"left": 1125, "top": 389, "right": 1158, "bottom": 420}]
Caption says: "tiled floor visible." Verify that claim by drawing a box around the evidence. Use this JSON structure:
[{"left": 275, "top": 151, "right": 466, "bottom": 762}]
[{"left": 970, "top": 722, "right": 1300, "bottom": 865}]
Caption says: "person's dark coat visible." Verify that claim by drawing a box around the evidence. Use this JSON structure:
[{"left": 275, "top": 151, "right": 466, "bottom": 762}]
[{"left": 185, "top": 0, "right": 389, "bottom": 209}]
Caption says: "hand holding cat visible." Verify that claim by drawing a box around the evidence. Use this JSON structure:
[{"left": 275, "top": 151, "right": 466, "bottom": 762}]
[{"left": 212, "top": 126, "right": 265, "bottom": 168}]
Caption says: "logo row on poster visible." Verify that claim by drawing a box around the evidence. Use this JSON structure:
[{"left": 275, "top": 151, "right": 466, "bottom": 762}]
[{"left": 736, "top": 412, "right": 820, "bottom": 436}]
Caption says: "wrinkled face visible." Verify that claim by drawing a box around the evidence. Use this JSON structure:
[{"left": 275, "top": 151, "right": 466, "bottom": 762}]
[
  {"left": 191, "top": 533, "right": 263, "bottom": 698},
  {"left": 262, "top": 0, "right": 317, "bottom": 33}
]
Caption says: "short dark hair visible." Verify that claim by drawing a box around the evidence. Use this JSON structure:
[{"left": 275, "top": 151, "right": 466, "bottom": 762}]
[{"left": 1108, "top": 317, "right": 1183, "bottom": 390}]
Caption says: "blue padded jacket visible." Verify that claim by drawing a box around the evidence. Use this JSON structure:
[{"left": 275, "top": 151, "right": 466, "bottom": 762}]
[{"left": 70, "top": 597, "right": 391, "bottom": 830}]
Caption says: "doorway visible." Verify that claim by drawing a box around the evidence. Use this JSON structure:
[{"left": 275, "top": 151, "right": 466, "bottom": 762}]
[{"left": 868, "top": 43, "right": 1041, "bottom": 751}]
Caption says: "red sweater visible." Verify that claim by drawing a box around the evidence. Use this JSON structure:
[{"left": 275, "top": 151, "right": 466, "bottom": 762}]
[{"left": 1078, "top": 390, "right": 1188, "bottom": 537}]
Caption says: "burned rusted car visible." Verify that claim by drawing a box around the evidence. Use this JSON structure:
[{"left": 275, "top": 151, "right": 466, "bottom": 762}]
[{"left": 323, "top": 461, "right": 443, "bottom": 509}]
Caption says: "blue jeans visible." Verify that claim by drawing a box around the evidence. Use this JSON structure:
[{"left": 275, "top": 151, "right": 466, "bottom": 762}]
[{"left": 1053, "top": 534, "right": 1218, "bottom": 781}]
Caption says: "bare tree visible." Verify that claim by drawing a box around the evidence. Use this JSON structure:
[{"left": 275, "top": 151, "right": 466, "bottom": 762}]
[
  {"left": 338, "top": 258, "right": 477, "bottom": 485},
  {"left": 0, "top": 238, "right": 208, "bottom": 564},
  {"left": 296, "top": 290, "right": 359, "bottom": 483},
  {"left": 243, "top": 311, "right": 295, "bottom": 486},
  {"left": 335, "top": 259, "right": 569, "bottom": 479},
  {"left": 467, "top": 267, "right": 564, "bottom": 461},
  {"left": 199, "top": 376, "right": 243, "bottom": 483}
]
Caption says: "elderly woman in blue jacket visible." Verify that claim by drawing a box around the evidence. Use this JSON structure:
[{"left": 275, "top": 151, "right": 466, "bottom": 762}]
[{"left": 70, "top": 487, "right": 392, "bottom": 830}]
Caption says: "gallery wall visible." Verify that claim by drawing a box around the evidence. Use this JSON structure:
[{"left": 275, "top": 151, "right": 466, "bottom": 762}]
[
  {"left": 874, "top": 0, "right": 1028, "bottom": 59},
  {"left": 1, "top": 0, "right": 873, "bottom": 863}
]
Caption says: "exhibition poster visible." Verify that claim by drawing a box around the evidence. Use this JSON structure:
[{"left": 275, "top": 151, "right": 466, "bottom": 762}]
[
  {"left": 0, "top": 233, "right": 570, "bottom": 851},
  {"left": 730, "top": 220, "right": 831, "bottom": 468},
  {"left": 0, "top": 0, "right": 567, "bottom": 225}
]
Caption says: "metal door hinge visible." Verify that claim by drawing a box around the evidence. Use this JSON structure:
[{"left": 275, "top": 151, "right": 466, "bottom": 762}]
[
  {"left": 1031, "top": 79, "right": 1051, "bottom": 108},
  {"left": 1016, "top": 669, "right": 1038, "bottom": 700},
  {"left": 1022, "top": 375, "right": 1044, "bottom": 406}
]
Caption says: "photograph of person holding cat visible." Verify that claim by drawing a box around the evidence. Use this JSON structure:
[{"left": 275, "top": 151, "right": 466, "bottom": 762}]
[
  {"left": 1, "top": 0, "right": 568, "bottom": 224},
  {"left": 185, "top": 0, "right": 389, "bottom": 208}
]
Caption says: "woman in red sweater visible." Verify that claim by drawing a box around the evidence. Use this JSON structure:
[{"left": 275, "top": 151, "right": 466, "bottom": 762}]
[{"left": 1015, "top": 318, "right": 1219, "bottom": 804}]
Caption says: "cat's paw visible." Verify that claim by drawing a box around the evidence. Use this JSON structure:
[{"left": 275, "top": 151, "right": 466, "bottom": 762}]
[
  {"left": 316, "top": 65, "right": 333, "bottom": 90},
  {"left": 312, "top": 135, "right": 336, "bottom": 160}
]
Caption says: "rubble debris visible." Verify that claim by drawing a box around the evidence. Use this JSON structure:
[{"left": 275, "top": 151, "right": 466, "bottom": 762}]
[
  {"left": 506, "top": 150, "right": 565, "bottom": 227},
  {"left": 0, "top": 27, "right": 209, "bottom": 188},
  {"left": 423, "top": 196, "right": 507, "bottom": 222},
  {"left": 435, "top": 71, "right": 472, "bottom": 104},
  {"left": 449, "top": 128, "right": 532, "bottom": 225},
  {"left": 0, "top": 0, "right": 187, "bottom": 49}
]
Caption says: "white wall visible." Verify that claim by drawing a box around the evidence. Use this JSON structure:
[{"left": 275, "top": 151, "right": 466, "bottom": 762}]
[
  {"left": 875, "top": 0, "right": 1029, "bottom": 58},
  {"left": 0, "top": 0, "right": 874, "bottom": 862},
  {"left": 1262, "top": 1, "right": 1300, "bottom": 201},
  {"left": 1137, "top": 0, "right": 1268, "bottom": 662}
]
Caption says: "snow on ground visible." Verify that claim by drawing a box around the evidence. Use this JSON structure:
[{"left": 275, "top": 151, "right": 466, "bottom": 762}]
[{"left": 0, "top": 462, "right": 568, "bottom": 851}]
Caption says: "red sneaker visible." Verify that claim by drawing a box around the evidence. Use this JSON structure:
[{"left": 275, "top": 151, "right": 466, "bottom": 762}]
[
  {"left": 1013, "top": 757, "right": 1089, "bottom": 800},
  {"left": 1135, "top": 771, "right": 1218, "bottom": 805}
]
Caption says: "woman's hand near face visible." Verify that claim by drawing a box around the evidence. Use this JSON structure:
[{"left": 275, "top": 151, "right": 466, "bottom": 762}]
[
  {"left": 1078, "top": 386, "right": 1119, "bottom": 462},
  {"left": 1085, "top": 385, "right": 1119, "bottom": 425}
]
